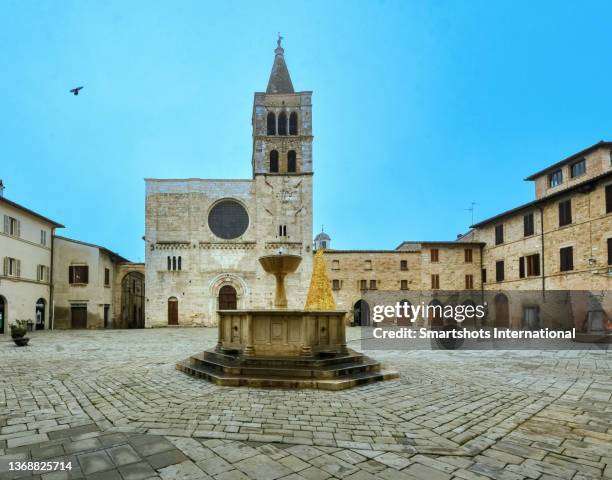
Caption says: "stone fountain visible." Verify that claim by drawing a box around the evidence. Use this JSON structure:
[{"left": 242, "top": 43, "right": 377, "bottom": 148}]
[{"left": 177, "top": 251, "right": 398, "bottom": 390}]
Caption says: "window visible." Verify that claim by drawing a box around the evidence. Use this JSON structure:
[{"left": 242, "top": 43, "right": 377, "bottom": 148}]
[
  {"left": 431, "top": 274, "right": 440, "bottom": 290},
  {"left": 495, "top": 224, "right": 504, "bottom": 245},
  {"left": 495, "top": 261, "right": 505, "bottom": 282},
  {"left": 172, "top": 256, "right": 176, "bottom": 270},
  {"left": 3, "top": 215, "right": 20, "bottom": 237},
  {"left": 465, "top": 274, "right": 474, "bottom": 290},
  {"left": 178, "top": 256, "right": 182, "bottom": 271},
  {"left": 332, "top": 279, "right": 341, "bottom": 290},
  {"left": 523, "top": 213, "right": 534, "bottom": 236},
  {"left": 558, "top": 199, "right": 572, "bottom": 226},
  {"left": 69, "top": 265, "right": 88, "bottom": 284},
  {"left": 570, "top": 159, "right": 586, "bottom": 178},
  {"left": 289, "top": 112, "right": 298, "bottom": 135},
  {"left": 287, "top": 150, "right": 297, "bottom": 173},
  {"left": 365, "top": 260, "right": 372, "bottom": 270},
  {"left": 37, "top": 265, "right": 49, "bottom": 282},
  {"left": 267, "top": 112, "right": 276, "bottom": 135},
  {"left": 560, "top": 246, "right": 574, "bottom": 272},
  {"left": 608, "top": 238, "right": 612, "bottom": 265},
  {"left": 520, "top": 254, "right": 540, "bottom": 278},
  {"left": 167, "top": 256, "right": 171, "bottom": 270},
  {"left": 278, "top": 112, "right": 287, "bottom": 135},
  {"left": 400, "top": 279, "right": 408, "bottom": 290},
  {"left": 400, "top": 260, "right": 408, "bottom": 271},
  {"left": 279, "top": 225, "right": 287, "bottom": 237},
  {"left": 430, "top": 249, "right": 439, "bottom": 262},
  {"left": 167, "top": 256, "right": 181, "bottom": 271},
  {"left": 464, "top": 249, "right": 473, "bottom": 263},
  {"left": 369, "top": 279, "right": 377, "bottom": 290},
  {"left": 482, "top": 268, "right": 487, "bottom": 283},
  {"left": 40, "top": 230, "right": 47, "bottom": 246},
  {"left": 270, "top": 150, "right": 279, "bottom": 173},
  {"left": 360, "top": 279, "right": 367, "bottom": 290},
  {"left": 549, "top": 169, "right": 563, "bottom": 188},
  {"left": 606, "top": 184, "right": 612, "bottom": 214},
  {"left": 104, "top": 268, "right": 110, "bottom": 286},
  {"left": 332, "top": 260, "right": 339, "bottom": 270}
]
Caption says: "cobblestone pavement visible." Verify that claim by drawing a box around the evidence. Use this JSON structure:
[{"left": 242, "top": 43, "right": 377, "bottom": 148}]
[{"left": 0, "top": 328, "right": 611, "bottom": 479}]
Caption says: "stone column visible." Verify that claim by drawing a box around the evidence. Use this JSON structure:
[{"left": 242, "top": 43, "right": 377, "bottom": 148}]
[
  {"left": 215, "top": 313, "right": 223, "bottom": 352},
  {"left": 338, "top": 314, "right": 348, "bottom": 354},
  {"left": 301, "top": 313, "right": 313, "bottom": 357},
  {"left": 243, "top": 313, "right": 254, "bottom": 356}
]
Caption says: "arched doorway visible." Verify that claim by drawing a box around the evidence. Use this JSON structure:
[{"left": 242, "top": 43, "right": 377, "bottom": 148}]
[
  {"left": 0, "top": 296, "right": 5, "bottom": 334},
  {"left": 168, "top": 297, "right": 178, "bottom": 326},
  {"left": 429, "top": 300, "right": 444, "bottom": 329},
  {"left": 353, "top": 300, "right": 370, "bottom": 326},
  {"left": 121, "top": 272, "right": 145, "bottom": 329},
  {"left": 494, "top": 293, "right": 509, "bottom": 328},
  {"left": 218, "top": 285, "right": 237, "bottom": 310},
  {"left": 35, "top": 298, "right": 46, "bottom": 330}
]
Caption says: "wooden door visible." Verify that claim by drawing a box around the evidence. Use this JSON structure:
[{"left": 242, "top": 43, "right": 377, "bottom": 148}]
[
  {"left": 495, "top": 294, "right": 509, "bottom": 328},
  {"left": 218, "top": 285, "right": 237, "bottom": 310},
  {"left": 168, "top": 298, "right": 178, "bottom": 326},
  {"left": 71, "top": 306, "right": 87, "bottom": 329}
]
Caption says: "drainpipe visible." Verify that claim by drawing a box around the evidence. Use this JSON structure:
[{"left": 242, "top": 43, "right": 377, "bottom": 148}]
[
  {"left": 537, "top": 206, "right": 545, "bottom": 300},
  {"left": 49, "top": 229, "right": 55, "bottom": 330}
]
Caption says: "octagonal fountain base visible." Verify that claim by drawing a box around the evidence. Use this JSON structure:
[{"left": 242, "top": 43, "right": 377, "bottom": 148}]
[{"left": 177, "top": 309, "right": 398, "bottom": 390}]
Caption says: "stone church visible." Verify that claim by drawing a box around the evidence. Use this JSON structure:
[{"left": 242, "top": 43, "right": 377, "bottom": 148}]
[{"left": 144, "top": 40, "right": 314, "bottom": 327}]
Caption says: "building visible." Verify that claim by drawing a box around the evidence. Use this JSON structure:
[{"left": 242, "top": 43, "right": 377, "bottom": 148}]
[
  {"left": 52, "top": 236, "right": 145, "bottom": 329},
  {"left": 0, "top": 186, "right": 64, "bottom": 333},
  {"left": 144, "top": 38, "right": 314, "bottom": 327}
]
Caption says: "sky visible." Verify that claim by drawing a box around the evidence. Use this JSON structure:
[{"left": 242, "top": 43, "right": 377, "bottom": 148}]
[{"left": 2, "top": 0, "right": 612, "bottom": 261}]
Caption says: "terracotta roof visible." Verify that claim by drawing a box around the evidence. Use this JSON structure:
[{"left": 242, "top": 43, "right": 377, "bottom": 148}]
[
  {"left": 471, "top": 169, "right": 612, "bottom": 228},
  {"left": 54, "top": 235, "right": 130, "bottom": 262},
  {"left": 524, "top": 140, "right": 612, "bottom": 180},
  {"left": 0, "top": 196, "right": 64, "bottom": 228}
]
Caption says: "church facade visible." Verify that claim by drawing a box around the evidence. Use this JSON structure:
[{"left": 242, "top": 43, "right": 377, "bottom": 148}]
[{"left": 144, "top": 41, "right": 314, "bottom": 327}]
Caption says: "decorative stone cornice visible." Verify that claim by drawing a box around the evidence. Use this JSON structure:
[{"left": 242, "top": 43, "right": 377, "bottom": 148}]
[{"left": 199, "top": 242, "right": 256, "bottom": 250}]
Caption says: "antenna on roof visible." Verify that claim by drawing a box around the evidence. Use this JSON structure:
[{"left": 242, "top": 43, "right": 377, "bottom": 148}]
[{"left": 466, "top": 202, "right": 476, "bottom": 225}]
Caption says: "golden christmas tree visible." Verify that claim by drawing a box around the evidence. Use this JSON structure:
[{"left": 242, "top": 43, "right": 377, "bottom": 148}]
[{"left": 304, "top": 249, "right": 336, "bottom": 310}]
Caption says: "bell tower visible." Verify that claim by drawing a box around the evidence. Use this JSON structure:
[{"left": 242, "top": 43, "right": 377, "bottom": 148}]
[{"left": 252, "top": 36, "right": 313, "bottom": 176}]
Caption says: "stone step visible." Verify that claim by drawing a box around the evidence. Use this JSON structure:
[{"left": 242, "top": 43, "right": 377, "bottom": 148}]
[
  {"left": 176, "top": 360, "right": 399, "bottom": 390},
  {"left": 189, "top": 354, "right": 382, "bottom": 379},
  {"left": 201, "top": 349, "right": 367, "bottom": 368}
]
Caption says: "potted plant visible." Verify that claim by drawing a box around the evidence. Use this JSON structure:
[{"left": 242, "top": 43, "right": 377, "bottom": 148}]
[{"left": 10, "top": 320, "right": 30, "bottom": 347}]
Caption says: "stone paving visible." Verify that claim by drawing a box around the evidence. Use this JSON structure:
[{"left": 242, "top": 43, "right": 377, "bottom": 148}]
[{"left": 0, "top": 328, "right": 611, "bottom": 479}]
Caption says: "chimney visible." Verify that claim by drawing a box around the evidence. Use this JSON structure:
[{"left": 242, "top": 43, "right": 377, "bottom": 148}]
[{"left": 0, "top": 180, "right": 4, "bottom": 197}]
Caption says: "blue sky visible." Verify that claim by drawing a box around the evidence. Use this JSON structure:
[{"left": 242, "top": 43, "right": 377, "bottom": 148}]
[{"left": 2, "top": 0, "right": 611, "bottom": 261}]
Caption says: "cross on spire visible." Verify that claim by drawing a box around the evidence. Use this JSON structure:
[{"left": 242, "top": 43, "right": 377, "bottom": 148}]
[{"left": 277, "top": 33, "right": 283, "bottom": 48}]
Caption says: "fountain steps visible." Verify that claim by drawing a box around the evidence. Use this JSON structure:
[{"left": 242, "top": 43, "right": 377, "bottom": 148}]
[{"left": 177, "top": 349, "right": 399, "bottom": 390}]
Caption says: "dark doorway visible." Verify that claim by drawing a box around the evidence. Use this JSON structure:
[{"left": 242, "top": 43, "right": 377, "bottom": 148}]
[
  {"left": 397, "top": 300, "right": 412, "bottom": 326},
  {"left": 35, "top": 298, "right": 46, "bottom": 330},
  {"left": 495, "top": 294, "right": 510, "bottom": 328},
  {"left": 0, "top": 296, "right": 5, "bottom": 334},
  {"left": 219, "top": 285, "right": 237, "bottom": 310},
  {"left": 353, "top": 300, "right": 370, "bottom": 326},
  {"left": 104, "top": 305, "right": 110, "bottom": 328},
  {"left": 71, "top": 304, "right": 87, "bottom": 329},
  {"left": 121, "top": 272, "right": 145, "bottom": 328},
  {"left": 168, "top": 297, "right": 178, "bottom": 325},
  {"left": 429, "top": 300, "right": 444, "bottom": 328}
]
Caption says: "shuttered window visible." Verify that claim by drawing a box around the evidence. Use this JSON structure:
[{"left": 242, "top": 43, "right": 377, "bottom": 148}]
[
  {"left": 524, "top": 213, "right": 534, "bottom": 236},
  {"left": 520, "top": 254, "right": 540, "bottom": 277},
  {"left": 519, "top": 257, "right": 525, "bottom": 278},
  {"left": 496, "top": 261, "right": 505, "bottom": 282},
  {"left": 560, "top": 246, "right": 574, "bottom": 272},
  {"left": 400, "top": 279, "right": 408, "bottom": 290},
  {"left": 465, "top": 274, "right": 474, "bottom": 289},
  {"left": 104, "top": 268, "right": 110, "bottom": 286},
  {"left": 430, "top": 249, "right": 439, "bottom": 262},
  {"left": 400, "top": 260, "right": 408, "bottom": 271},
  {"left": 4, "top": 257, "right": 21, "bottom": 277},
  {"left": 69, "top": 265, "right": 89, "bottom": 284},
  {"left": 332, "top": 279, "right": 341, "bottom": 290},
  {"left": 559, "top": 199, "right": 572, "bottom": 226},
  {"left": 369, "top": 280, "right": 377, "bottom": 290},
  {"left": 360, "top": 279, "right": 367, "bottom": 290},
  {"left": 431, "top": 274, "right": 440, "bottom": 290},
  {"left": 606, "top": 184, "right": 612, "bottom": 214},
  {"left": 608, "top": 238, "right": 612, "bottom": 266},
  {"left": 482, "top": 268, "right": 487, "bottom": 283},
  {"left": 464, "top": 249, "right": 473, "bottom": 263},
  {"left": 3, "top": 215, "right": 20, "bottom": 237},
  {"left": 495, "top": 224, "right": 504, "bottom": 245}
]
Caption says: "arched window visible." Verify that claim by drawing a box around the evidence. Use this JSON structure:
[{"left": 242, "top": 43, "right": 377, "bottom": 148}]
[
  {"left": 178, "top": 256, "right": 182, "bottom": 271},
  {"left": 287, "top": 150, "right": 297, "bottom": 173},
  {"left": 267, "top": 112, "right": 276, "bottom": 135},
  {"left": 270, "top": 150, "right": 279, "bottom": 173},
  {"left": 278, "top": 112, "right": 287, "bottom": 135},
  {"left": 172, "top": 256, "right": 176, "bottom": 271},
  {"left": 168, "top": 296, "right": 178, "bottom": 326},
  {"left": 167, "top": 256, "right": 171, "bottom": 270},
  {"left": 289, "top": 112, "right": 298, "bottom": 135}
]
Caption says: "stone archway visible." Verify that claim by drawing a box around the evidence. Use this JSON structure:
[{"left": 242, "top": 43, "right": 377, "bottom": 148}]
[
  {"left": 494, "top": 293, "right": 509, "bottom": 328},
  {"left": 121, "top": 272, "right": 145, "bottom": 329},
  {"left": 35, "top": 298, "right": 46, "bottom": 330},
  {"left": 353, "top": 300, "right": 370, "bottom": 326}
]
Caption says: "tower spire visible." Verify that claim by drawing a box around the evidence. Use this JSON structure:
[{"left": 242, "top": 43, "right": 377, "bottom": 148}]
[{"left": 266, "top": 34, "right": 294, "bottom": 94}]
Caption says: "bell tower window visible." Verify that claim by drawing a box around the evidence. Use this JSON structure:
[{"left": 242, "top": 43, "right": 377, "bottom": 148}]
[
  {"left": 267, "top": 112, "right": 276, "bottom": 135},
  {"left": 287, "top": 150, "right": 297, "bottom": 172},
  {"left": 278, "top": 112, "right": 287, "bottom": 135},
  {"left": 289, "top": 112, "right": 298, "bottom": 135},
  {"left": 270, "top": 150, "right": 279, "bottom": 173}
]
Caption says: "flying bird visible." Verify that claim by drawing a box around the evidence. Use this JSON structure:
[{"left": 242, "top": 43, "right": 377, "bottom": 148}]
[{"left": 69, "top": 86, "right": 84, "bottom": 96}]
